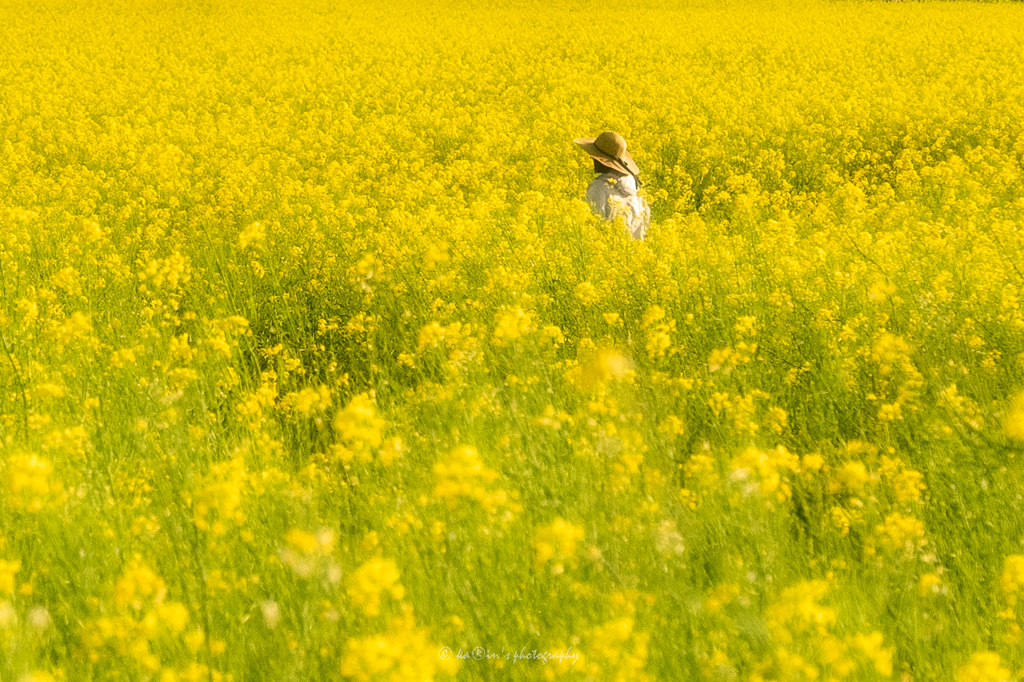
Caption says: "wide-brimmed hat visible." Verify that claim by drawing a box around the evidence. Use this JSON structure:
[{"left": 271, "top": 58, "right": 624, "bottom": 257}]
[{"left": 574, "top": 130, "right": 640, "bottom": 176}]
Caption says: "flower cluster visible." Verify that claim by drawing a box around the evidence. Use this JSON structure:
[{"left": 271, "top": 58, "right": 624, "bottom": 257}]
[{"left": 2, "top": 0, "right": 1024, "bottom": 678}]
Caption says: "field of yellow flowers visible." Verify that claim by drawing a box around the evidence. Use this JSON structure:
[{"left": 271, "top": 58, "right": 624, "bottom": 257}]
[{"left": 4, "top": 0, "right": 1024, "bottom": 680}]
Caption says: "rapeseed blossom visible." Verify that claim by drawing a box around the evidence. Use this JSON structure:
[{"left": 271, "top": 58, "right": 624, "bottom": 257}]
[
  {"left": 341, "top": 608, "right": 458, "bottom": 681},
  {"left": 957, "top": 652, "right": 1011, "bottom": 682},
  {"left": 348, "top": 558, "right": 405, "bottom": 617},
  {"left": 4, "top": 454, "right": 63, "bottom": 512},
  {"left": 0, "top": 560, "right": 20, "bottom": 595},
  {"left": 875, "top": 513, "right": 928, "bottom": 558},
  {"left": 281, "top": 385, "right": 332, "bottom": 417},
  {"left": 492, "top": 306, "right": 535, "bottom": 346},
  {"left": 433, "top": 445, "right": 519, "bottom": 517},
  {"left": 2, "top": 0, "right": 1024, "bottom": 677},
  {"left": 1004, "top": 392, "right": 1024, "bottom": 440},
  {"left": 730, "top": 445, "right": 799, "bottom": 502},
  {"left": 533, "top": 518, "right": 586, "bottom": 573},
  {"left": 281, "top": 528, "right": 339, "bottom": 580},
  {"left": 768, "top": 580, "right": 836, "bottom": 639},
  {"left": 1001, "top": 556, "right": 1024, "bottom": 609},
  {"left": 113, "top": 557, "right": 168, "bottom": 610},
  {"left": 191, "top": 458, "right": 247, "bottom": 534},
  {"left": 332, "top": 393, "right": 385, "bottom": 463},
  {"left": 586, "top": 617, "right": 651, "bottom": 682}
]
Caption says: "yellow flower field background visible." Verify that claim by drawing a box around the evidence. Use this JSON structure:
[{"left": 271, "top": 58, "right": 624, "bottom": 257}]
[{"left": 4, "top": 0, "right": 1024, "bottom": 679}]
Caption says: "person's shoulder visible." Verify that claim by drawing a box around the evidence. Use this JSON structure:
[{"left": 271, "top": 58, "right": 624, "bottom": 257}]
[
  {"left": 588, "top": 173, "right": 616, "bottom": 191},
  {"left": 592, "top": 172, "right": 627, "bottom": 187}
]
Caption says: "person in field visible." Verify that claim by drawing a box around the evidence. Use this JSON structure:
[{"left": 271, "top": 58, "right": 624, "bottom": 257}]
[{"left": 574, "top": 130, "right": 650, "bottom": 240}]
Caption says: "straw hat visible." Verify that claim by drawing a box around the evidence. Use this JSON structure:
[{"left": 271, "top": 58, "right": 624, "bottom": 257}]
[{"left": 574, "top": 131, "right": 640, "bottom": 176}]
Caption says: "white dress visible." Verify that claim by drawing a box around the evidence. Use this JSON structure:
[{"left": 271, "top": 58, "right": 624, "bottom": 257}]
[{"left": 585, "top": 172, "right": 650, "bottom": 240}]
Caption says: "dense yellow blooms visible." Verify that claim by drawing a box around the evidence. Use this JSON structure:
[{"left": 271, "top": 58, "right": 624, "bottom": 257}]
[
  {"left": 586, "top": 617, "right": 651, "bottom": 682},
  {"left": 4, "top": 454, "right": 63, "bottom": 512},
  {"left": 763, "top": 580, "right": 893, "bottom": 680},
  {"left": 2, "top": 0, "right": 1024, "bottom": 677},
  {"left": 280, "top": 528, "right": 339, "bottom": 580},
  {"left": 1001, "top": 556, "right": 1024, "bottom": 612},
  {"left": 114, "top": 556, "right": 168, "bottom": 610},
  {"left": 875, "top": 512, "right": 928, "bottom": 558},
  {"left": 83, "top": 558, "right": 193, "bottom": 674},
  {"left": 957, "top": 652, "right": 1011, "bottom": 682},
  {"left": 729, "top": 445, "right": 799, "bottom": 502},
  {"left": 348, "top": 558, "right": 406, "bottom": 618},
  {"left": 1004, "top": 392, "right": 1024, "bottom": 440},
  {"left": 341, "top": 608, "right": 458, "bottom": 681},
  {"left": 191, "top": 458, "right": 247, "bottom": 534},
  {"left": 569, "top": 347, "right": 635, "bottom": 391},
  {"left": 0, "top": 560, "right": 20, "bottom": 596},
  {"left": 433, "top": 445, "right": 519, "bottom": 517},
  {"left": 533, "top": 518, "right": 586, "bottom": 573},
  {"left": 768, "top": 580, "right": 837, "bottom": 639},
  {"left": 492, "top": 306, "right": 536, "bottom": 346},
  {"left": 919, "top": 572, "right": 945, "bottom": 598},
  {"left": 332, "top": 393, "right": 385, "bottom": 463},
  {"left": 833, "top": 461, "right": 871, "bottom": 492},
  {"left": 892, "top": 469, "right": 926, "bottom": 504},
  {"left": 281, "top": 384, "right": 332, "bottom": 417}
]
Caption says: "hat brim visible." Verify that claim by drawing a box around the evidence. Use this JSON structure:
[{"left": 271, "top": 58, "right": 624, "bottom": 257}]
[{"left": 574, "top": 138, "right": 640, "bottom": 176}]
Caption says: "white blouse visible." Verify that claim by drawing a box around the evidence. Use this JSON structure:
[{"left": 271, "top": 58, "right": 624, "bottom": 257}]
[{"left": 585, "top": 173, "right": 650, "bottom": 240}]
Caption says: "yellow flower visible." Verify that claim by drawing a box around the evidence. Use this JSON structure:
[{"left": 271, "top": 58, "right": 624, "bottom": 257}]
[
  {"left": 540, "top": 324, "right": 565, "bottom": 347},
  {"left": 641, "top": 306, "right": 665, "bottom": 328},
  {"left": 192, "top": 458, "right": 247, "bottom": 534},
  {"left": 833, "top": 460, "right": 870, "bottom": 492},
  {"left": 282, "top": 384, "right": 332, "bottom": 416},
  {"left": 348, "top": 558, "right": 405, "bottom": 617},
  {"left": 705, "top": 583, "right": 740, "bottom": 614},
  {"left": 0, "top": 560, "right": 20, "bottom": 595},
  {"left": 1005, "top": 392, "right": 1024, "bottom": 439},
  {"left": 341, "top": 608, "right": 458, "bottom": 680},
  {"left": 572, "top": 347, "right": 635, "bottom": 391},
  {"left": 729, "top": 445, "right": 799, "bottom": 502},
  {"left": 1001, "top": 555, "right": 1024, "bottom": 606},
  {"left": 114, "top": 556, "right": 168, "bottom": 610},
  {"left": 5, "top": 454, "right": 63, "bottom": 513},
  {"left": 830, "top": 506, "right": 853, "bottom": 536},
  {"left": 875, "top": 512, "right": 927, "bottom": 557},
  {"left": 575, "top": 281, "right": 600, "bottom": 306},
  {"left": 157, "top": 602, "right": 190, "bottom": 634},
  {"left": 850, "top": 631, "right": 893, "bottom": 676},
  {"left": 957, "top": 652, "right": 1010, "bottom": 682},
  {"left": 492, "top": 305, "right": 535, "bottom": 346},
  {"left": 893, "top": 468, "right": 926, "bottom": 503},
  {"left": 734, "top": 315, "right": 758, "bottom": 336},
  {"left": 332, "top": 392, "right": 385, "bottom": 462},
  {"left": 17, "top": 672, "right": 56, "bottom": 682},
  {"left": 768, "top": 580, "right": 835, "bottom": 638},
  {"left": 919, "top": 572, "right": 944, "bottom": 597},
  {"left": 801, "top": 453, "right": 825, "bottom": 473},
  {"left": 433, "top": 445, "right": 518, "bottom": 517},
  {"left": 533, "top": 518, "right": 586, "bottom": 572},
  {"left": 281, "top": 528, "right": 338, "bottom": 579},
  {"left": 586, "top": 617, "right": 650, "bottom": 682},
  {"left": 765, "top": 406, "right": 788, "bottom": 434},
  {"left": 238, "top": 221, "right": 266, "bottom": 249}
]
